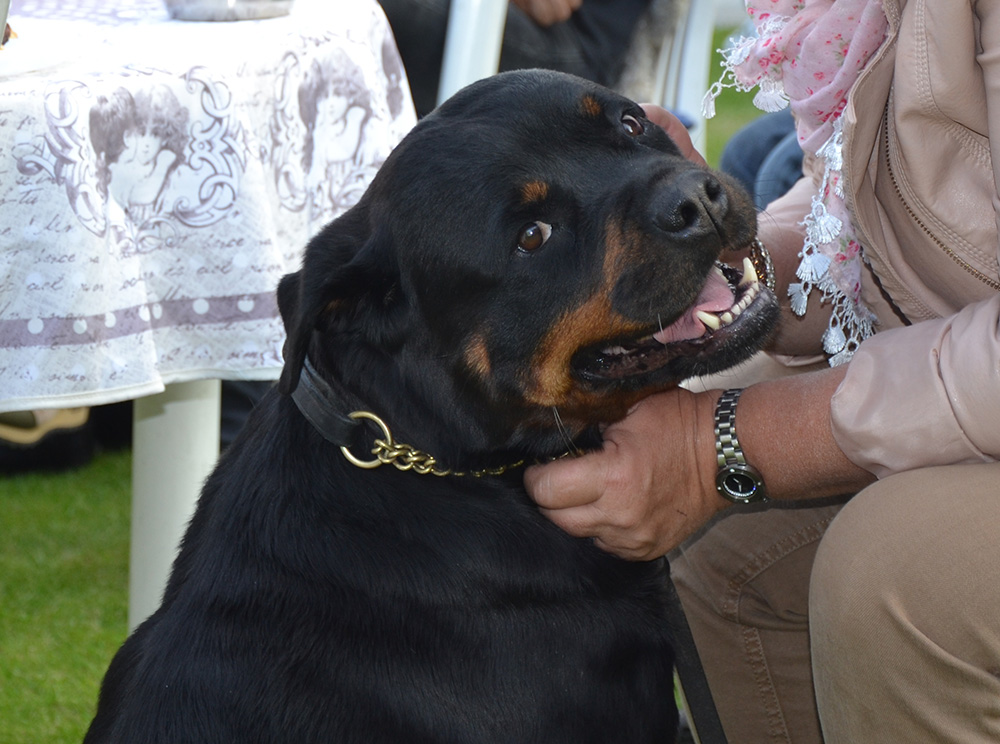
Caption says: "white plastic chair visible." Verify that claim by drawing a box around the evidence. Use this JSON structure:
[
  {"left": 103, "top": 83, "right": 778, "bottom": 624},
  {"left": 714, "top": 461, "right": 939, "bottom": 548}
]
[{"left": 436, "top": 0, "right": 508, "bottom": 106}]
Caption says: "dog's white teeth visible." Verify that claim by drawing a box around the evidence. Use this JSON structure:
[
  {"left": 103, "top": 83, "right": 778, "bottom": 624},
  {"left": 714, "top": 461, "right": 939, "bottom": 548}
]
[
  {"left": 734, "top": 287, "right": 754, "bottom": 314},
  {"left": 739, "top": 257, "right": 760, "bottom": 288},
  {"left": 602, "top": 344, "right": 629, "bottom": 356},
  {"left": 696, "top": 310, "right": 722, "bottom": 331},
  {"left": 696, "top": 258, "right": 765, "bottom": 334}
]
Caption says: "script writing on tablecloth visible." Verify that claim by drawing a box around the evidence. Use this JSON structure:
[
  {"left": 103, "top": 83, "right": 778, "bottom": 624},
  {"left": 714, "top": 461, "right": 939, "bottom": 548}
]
[{"left": 0, "top": 0, "right": 416, "bottom": 412}]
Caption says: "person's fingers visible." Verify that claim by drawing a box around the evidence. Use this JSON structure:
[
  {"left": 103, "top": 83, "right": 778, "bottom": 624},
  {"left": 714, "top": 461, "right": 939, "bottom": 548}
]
[
  {"left": 527, "top": 442, "right": 660, "bottom": 556},
  {"left": 511, "top": 0, "right": 580, "bottom": 26},
  {"left": 535, "top": 498, "right": 654, "bottom": 559},
  {"left": 523, "top": 445, "right": 614, "bottom": 510},
  {"left": 536, "top": 502, "right": 603, "bottom": 540},
  {"left": 640, "top": 103, "right": 708, "bottom": 167},
  {"left": 592, "top": 536, "right": 656, "bottom": 562}
]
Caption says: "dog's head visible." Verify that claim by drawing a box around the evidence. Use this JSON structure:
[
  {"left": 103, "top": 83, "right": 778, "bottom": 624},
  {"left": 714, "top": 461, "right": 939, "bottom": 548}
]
[{"left": 278, "top": 70, "right": 778, "bottom": 459}]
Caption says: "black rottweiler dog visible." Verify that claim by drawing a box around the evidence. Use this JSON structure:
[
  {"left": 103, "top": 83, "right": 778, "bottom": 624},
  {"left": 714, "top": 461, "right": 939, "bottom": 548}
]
[{"left": 84, "top": 70, "right": 778, "bottom": 743}]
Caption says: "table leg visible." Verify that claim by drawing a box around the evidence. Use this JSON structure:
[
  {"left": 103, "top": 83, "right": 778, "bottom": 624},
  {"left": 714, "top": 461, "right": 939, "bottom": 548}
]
[{"left": 128, "top": 379, "right": 221, "bottom": 631}]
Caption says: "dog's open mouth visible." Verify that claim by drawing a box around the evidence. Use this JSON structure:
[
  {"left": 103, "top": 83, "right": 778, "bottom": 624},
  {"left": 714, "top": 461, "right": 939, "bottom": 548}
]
[{"left": 574, "top": 256, "right": 775, "bottom": 382}]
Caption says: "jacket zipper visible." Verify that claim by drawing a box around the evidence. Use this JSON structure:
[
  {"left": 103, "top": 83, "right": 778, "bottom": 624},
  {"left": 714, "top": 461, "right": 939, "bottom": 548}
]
[{"left": 882, "top": 125, "right": 1000, "bottom": 293}]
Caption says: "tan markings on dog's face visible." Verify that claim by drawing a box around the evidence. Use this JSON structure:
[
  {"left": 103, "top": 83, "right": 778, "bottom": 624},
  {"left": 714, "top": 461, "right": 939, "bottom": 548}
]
[
  {"left": 579, "top": 95, "right": 602, "bottom": 118},
  {"left": 323, "top": 298, "right": 347, "bottom": 319},
  {"left": 464, "top": 333, "right": 492, "bottom": 380},
  {"left": 520, "top": 180, "right": 549, "bottom": 204},
  {"left": 524, "top": 220, "right": 643, "bottom": 408}
]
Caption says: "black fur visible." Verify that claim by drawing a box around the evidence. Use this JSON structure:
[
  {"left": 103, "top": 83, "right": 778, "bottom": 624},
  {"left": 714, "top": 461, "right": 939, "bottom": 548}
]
[{"left": 84, "top": 70, "right": 778, "bottom": 743}]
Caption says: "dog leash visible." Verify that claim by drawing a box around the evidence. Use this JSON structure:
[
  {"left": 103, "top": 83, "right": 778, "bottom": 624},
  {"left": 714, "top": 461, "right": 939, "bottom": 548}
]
[
  {"left": 291, "top": 358, "right": 525, "bottom": 477},
  {"left": 664, "top": 575, "right": 730, "bottom": 744}
]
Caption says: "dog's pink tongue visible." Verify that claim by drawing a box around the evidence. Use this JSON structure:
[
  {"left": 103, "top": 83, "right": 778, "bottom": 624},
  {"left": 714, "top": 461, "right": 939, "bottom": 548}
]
[{"left": 652, "top": 269, "right": 735, "bottom": 344}]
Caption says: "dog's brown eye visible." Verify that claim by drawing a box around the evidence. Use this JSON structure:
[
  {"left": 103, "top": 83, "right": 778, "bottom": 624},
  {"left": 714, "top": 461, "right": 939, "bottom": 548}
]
[
  {"left": 622, "top": 114, "right": 644, "bottom": 137},
  {"left": 517, "top": 221, "right": 552, "bottom": 253}
]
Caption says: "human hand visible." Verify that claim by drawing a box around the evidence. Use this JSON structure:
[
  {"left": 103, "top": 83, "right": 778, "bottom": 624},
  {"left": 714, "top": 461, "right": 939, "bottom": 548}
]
[
  {"left": 524, "top": 388, "right": 730, "bottom": 560},
  {"left": 511, "top": 0, "right": 582, "bottom": 26},
  {"left": 641, "top": 104, "right": 707, "bottom": 168}
]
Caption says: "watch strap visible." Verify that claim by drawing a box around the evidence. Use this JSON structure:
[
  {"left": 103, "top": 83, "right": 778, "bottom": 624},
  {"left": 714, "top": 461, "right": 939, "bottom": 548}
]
[{"left": 714, "top": 388, "right": 768, "bottom": 504}]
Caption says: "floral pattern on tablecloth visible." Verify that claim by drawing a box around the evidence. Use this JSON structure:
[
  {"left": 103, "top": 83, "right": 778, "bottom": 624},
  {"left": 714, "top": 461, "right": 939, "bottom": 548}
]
[{"left": 0, "top": 0, "right": 416, "bottom": 412}]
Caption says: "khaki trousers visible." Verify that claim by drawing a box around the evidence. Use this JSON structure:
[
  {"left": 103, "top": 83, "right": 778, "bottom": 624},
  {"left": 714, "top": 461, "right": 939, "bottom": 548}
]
[{"left": 670, "top": 462, "right": 1000, "bottom": 743}]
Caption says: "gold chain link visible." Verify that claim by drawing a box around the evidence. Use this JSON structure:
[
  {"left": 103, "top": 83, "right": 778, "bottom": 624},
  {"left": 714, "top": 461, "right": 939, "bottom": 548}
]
[
  {"left": 749, "top": 238, "right": 776, "bottom": 292},
  {"left": 341, "top": 410, "right": 525, "bottom": 478}
]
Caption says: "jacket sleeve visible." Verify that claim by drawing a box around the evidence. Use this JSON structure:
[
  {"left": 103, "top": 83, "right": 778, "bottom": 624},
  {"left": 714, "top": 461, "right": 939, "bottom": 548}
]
[
  {"left": 830, "top": 1, "right": 1000, "bottom": 478},
  {"left": 831, "top": 296, "right": 1000, "bottom": 478}
]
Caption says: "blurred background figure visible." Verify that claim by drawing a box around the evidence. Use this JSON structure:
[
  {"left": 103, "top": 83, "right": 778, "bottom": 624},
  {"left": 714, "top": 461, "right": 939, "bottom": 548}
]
[
  {"left": 718, "top": 108, "right": 802, "bottom": 210},
  {"left": 379, "top": 0, "right": 655, "bottom": 117}
]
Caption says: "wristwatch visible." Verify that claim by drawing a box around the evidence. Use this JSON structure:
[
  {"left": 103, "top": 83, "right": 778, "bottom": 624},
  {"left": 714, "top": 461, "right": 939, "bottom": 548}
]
[{"left": 714, "top": 388, "right": 768, "bottom": 504}]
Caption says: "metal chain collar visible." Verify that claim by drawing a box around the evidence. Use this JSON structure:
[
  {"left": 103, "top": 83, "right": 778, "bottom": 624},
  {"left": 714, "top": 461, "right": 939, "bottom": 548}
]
[
  {"left": 339, "top": 410, "right": 525, "bottom": 478},
  {"left": 749, "top": 238, "right": 776, "bottom": 292}
]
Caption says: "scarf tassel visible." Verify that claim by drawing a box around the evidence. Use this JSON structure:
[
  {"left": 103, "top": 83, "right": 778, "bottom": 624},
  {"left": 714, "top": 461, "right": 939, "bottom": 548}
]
[{"left": 752, "top": 78, "right": 790, "bottom": 113}]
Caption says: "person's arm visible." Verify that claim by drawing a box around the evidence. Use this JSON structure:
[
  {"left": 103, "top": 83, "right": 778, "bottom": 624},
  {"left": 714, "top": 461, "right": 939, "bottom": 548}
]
[
  {"left": 831, "top": 298, "right": 1000, "bottom": 477},
  {"left": 829, "top": 1, "right": 1000, "bottom": 477},
  {"left": 741, "top": 174, "right": 834, "bottom": 357},
  {"left": 525, "top": 367, "right": 874, "bottom": 561}
]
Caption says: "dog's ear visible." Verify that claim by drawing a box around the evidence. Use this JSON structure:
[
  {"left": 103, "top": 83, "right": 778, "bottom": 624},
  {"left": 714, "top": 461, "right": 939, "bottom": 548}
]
[
  {"left": 277, "top": 205, "right": 402, "bottom": 394},
  {"left": 276, "top": 271, "right": 307, "bottom": 393}
]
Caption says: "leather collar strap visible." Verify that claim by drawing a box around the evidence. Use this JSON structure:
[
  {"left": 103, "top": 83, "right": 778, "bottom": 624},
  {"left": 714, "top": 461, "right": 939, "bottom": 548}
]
[
  {"left": 290, "top": 358, "right": 362, "bottom": 448},
  {"left": 289, "top": 358, "right": 536, "bottom": 478}
]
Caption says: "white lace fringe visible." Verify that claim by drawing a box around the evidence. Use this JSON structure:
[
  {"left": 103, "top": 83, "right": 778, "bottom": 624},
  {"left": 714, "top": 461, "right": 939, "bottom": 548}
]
[
  {"left": 704, "top": 33, "right": 877, "bottom": 366},
  {"left": 789, "top": 121, "right": 876, "bottom": 365}
]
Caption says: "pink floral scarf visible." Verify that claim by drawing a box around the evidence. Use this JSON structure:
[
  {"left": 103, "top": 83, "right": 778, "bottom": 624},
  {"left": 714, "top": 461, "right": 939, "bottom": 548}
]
[{"left": 704, "top": 0, "right": 888, "bottom": 365}]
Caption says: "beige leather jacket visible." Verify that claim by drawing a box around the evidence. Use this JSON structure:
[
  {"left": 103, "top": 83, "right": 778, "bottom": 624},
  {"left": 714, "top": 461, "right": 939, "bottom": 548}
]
[{"left": 766, "top": 0, "right": 1000, "bottom": 477}]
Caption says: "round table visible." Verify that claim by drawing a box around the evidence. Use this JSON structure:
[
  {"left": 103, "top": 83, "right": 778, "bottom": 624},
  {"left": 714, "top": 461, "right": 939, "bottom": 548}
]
[{"left": 0, "top": 0, "right": 416, "bottom": 627}]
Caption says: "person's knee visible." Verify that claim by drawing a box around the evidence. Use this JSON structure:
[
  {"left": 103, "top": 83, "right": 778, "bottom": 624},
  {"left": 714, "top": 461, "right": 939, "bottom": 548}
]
[
  {"left": 810, "top": 474, "right": 925, "bottom": 640},
  {"left": 811, "top": 464, "right": 1000, "bottom": 663},
  {"left": 810, "top": 463, "right": 1000, "bottom": 742}
]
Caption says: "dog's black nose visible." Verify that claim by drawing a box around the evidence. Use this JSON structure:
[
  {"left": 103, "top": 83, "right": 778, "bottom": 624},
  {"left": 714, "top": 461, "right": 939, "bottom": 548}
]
[{"left": 652, "top": 171, "right": 729, "bottom": 239}]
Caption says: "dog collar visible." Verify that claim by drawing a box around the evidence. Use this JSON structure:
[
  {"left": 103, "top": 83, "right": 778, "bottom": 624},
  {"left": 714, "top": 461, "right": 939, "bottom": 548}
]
[
  {"left": 291, "top": 358, "right": 363, "bottom": 448},
  {"left": 748, "top": 238, "right": 775, "bottom": 292},
  {"left": 714, "top": 388, "right": 768, "bottom": 504},
  {"left": 291, "top": 358, "right": 525, "bottom": 478}
]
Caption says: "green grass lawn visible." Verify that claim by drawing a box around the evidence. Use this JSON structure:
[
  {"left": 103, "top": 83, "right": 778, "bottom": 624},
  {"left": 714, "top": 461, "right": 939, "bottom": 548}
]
[
  {"left": 1, "top": 26, "right": 760, "bottom": 743},
  {"left": 1, "top": 449, "right": 131, "bottom": 744},
  {"left": 703, "top": 27, "right": 759, "bottom": 168}
]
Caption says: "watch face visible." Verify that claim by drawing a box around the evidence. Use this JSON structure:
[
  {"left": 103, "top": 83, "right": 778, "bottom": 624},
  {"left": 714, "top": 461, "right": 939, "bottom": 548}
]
[
  {"left": 725, "top": 471, "right": 757, "bottom": 496},
  {"left": 716, "top": 465, "right": 766, "bottom": 503}
]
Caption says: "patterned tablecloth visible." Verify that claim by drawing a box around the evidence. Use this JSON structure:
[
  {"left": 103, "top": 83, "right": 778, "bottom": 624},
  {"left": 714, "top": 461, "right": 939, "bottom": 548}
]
[{"left": 0, "top": 0, "right": 416, "bottom": 413}]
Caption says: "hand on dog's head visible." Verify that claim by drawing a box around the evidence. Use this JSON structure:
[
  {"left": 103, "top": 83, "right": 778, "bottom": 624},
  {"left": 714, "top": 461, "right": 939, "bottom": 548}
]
[{"left": 278, "top": 69, "right": 778, "bottom": 461}]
